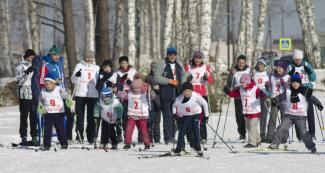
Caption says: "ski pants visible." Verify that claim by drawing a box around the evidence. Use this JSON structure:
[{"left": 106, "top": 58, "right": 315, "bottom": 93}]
[
  {"left": 234, "top": 98, "right": 246, "bottom": 137},
  {"left": 266, "top": 102, "right": 289, "bottom": 142},
  {"left": 101, "top": 120, "right": 117, "bottom": 146},
  {"left": 125, "top": 118, "right": 150, "bottom": 146},
  {"left": 43, "top": 113, "right": 68, "bottom": 148},
  {"left": 176, "top": 114, "right": 201, "bottom": 151},
  {"left": 19, "top": 99, "right": 38, "bottom": 138},
  {"left": 245, "top": 117, "right": 261, "bottom": 146},
  {"left": 161, "top": 99, "right": 177, "bottom": 143}
]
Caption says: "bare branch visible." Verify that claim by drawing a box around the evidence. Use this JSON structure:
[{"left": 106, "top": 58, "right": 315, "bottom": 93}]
[
  {"left": 41, "top": 21, "right": 65, "bottom": 34},
  {"left": 33, "top": 1, "right": 62, "bottom": 12},
  {"left": 37, "top": 14, "right": 64, "bottom": 24}
]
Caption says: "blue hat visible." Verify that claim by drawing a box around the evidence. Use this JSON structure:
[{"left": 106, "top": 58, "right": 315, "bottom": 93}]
[
  {"left": 101, "top": 87, "right": 113, "bottom": 97},
  {"left": 44, "top": 73, "right": 59, "bottom": 83},
  {"left": 291, "top": 72, "right": 302, "bottom": 84},
  {"left": 167, "top": 47, "right": 177, "bottom": 55}
]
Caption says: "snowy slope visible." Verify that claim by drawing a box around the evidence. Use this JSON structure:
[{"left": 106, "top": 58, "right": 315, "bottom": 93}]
[{"left": 1, "top": 92, "right": 325, "bottom": 173}]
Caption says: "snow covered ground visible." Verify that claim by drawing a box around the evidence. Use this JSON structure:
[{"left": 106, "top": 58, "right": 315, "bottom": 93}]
[{"left": 1, "top": 91, "right": 325, "bottom": 173}]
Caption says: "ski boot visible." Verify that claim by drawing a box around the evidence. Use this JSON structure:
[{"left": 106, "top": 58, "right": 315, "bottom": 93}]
[{"left": 123, "top": 144, "right": 131, "bottom": 149}]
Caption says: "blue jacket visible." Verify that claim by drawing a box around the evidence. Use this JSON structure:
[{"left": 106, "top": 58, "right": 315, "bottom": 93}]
[{"left": 39, "top": 55, "right": 66, "bottom": 89}]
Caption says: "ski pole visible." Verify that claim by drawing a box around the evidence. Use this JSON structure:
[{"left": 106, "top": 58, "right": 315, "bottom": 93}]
[
  {"left": 221, "top": 99, "right": 230, "bottom": 139},
  {"left": 314, "top": 106, "right": 325, "bottom": 141},
  {"left": 207, "top": 123, "right": 236, "bottom": 153},
  {"left": 318, "top": 108, "right": 325, "bottom": 130},
  {"left": 212, "top": 95, "right": 224, "bottom": 148}
]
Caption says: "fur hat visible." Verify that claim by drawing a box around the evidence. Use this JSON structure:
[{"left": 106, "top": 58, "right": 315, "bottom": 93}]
[
  {"left": 23, "top": 49, "right": 36, "bottom": 59},
  {"left": 240, "top": 74, "right": 251, "bottom": 84},
  {"left": 182, "top": 81, "right": 193, "bottom": 91},
  {"left": 293, "top": 49, "right": 304, "bottom": 60}
]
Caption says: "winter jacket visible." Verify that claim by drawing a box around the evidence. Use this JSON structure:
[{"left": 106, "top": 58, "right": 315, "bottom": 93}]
[
  {"left": 172, "top": 91, "right": 209, "bottom": 117},
  {"left": 15, "top": 59, "right": 33, "bottom": 99},
  {"left": 287, "top": 60, "right": 316, "bottom": 88},
  {"left": 39, "top": 55, "right": 65, "bottom": 89},
  {"left": 154, "top": 58, "right": 187, "bottom": 100},
  {"left": 115, "top": 66, "right": 137, "bottom": 92},
  {"left": 184, "top": 64, "right": 213, "bottom": 96},
  {"left": 39, "top": 86, "right": 69, "bottom": 114},
  {"left": 225, "top": 65, "right": 251, "bottom": 99},
  {"left": 93, "top": 96, "right": 123, "bottom": 124},
  {"left": 145, "top": 71, "right": 161, "bottom": 110},
  {"left": 71, "top": 60, "right": 100, "bottom": 98}
]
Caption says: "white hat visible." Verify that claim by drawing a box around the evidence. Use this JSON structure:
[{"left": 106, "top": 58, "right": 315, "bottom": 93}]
[{"left": 293, "top": 49, "right": 304, "bottom": 60}]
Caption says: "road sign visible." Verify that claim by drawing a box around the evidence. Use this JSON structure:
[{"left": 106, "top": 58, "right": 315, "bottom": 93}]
[{"left": 279, "top": 38, "right": 292, "bottom": 51}]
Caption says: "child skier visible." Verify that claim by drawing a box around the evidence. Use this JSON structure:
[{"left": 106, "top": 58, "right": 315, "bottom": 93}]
[
  {"left": 268, "top": 73, "right": 322, "bottom": 153},
  {"left": 15, "top": 49, "right": 38, "bottom": 146},
  {"left": 225, "top": 74, "right": 266, "bottom": 147},
  {"left": 251, "top": 58, "right": 270, "bottom": 142},
  {"left": 118, "top": 73, "right": 154, "bottom": 149},
  {"left": 37, "top": 74, "right": 71, "bottom": 150},
  {"left": 94, "top": 87, "right": 123, "bottom": 150},
  {"left": 185, "top": 51, "right": 213, "bottom": 143},
  {"left": 265, "top": 61, "right": 290, "bottom": 143},
  {"left": 172, "top": 82, "right": 209, "bottom": 155}
]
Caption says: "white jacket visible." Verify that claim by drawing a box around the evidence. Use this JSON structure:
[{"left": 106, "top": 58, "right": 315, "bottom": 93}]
[
  {"left": 172, "top": 92, "right": 209, "bottom": 117},
  {"left": 71, "top": 60, "right": 100, "bottom": 98},
  {"left": 15, "top": 59, "right": 33, "bottom": 99}
]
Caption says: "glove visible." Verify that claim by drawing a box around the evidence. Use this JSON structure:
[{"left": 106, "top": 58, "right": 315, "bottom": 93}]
[
  {"left": 169, "top": 80, "right": 178, "bottom": 87},
  {"left": 187, "top": 74, "right": 193, "bottom": 81},
  {"left": 126, "top": 79, "right": 132, "bottom": 85},
  {"left": 203, "top": 73, "right": 208, "bottom": 81},
  {"left": 106, "top": 81, "right": 113, "bottom": 87},
  {"left": 288, "top": 67, "right": 295, "bottom": 76},
  {"left": 271, "top": 98, "right": 277, "bottom": 106},
  {"left": 206, "top": 116, "right": 209, "bottom": 123},
  {"left": 65, "top": 99, "right": 73, "bottom": 109},
  {"left": 24, "top": 66, "right": 34, "bottom": 74},
  {"left": 304, "top": 65, "right": 312, "bottom": 75},
  {"left": 223, "top": 86, "right": 230, "bottom": 94},
  {"left": 102, "top": 72, "right": 111, "bottom": 81},
  {"left": 37, "top": 103, "right": 46, "bottom": 114},
  {"left": 315, "top": 102, "right": 323, "bottom": 111},
  {"left": 120, "top": 73, "right": 128, "bottom": 80},
  {"left": 75, "top": 69, "right": 82, "bottom": 77}
]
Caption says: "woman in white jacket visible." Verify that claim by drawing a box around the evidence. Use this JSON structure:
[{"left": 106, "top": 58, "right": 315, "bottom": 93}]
[{"left": 71, "top": 51, "right": 100, "bottom": 144}]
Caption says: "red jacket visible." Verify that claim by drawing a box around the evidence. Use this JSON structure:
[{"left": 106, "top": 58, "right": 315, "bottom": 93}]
[{"left": 185, "top": 64, "right": 213, "bottom": 96}]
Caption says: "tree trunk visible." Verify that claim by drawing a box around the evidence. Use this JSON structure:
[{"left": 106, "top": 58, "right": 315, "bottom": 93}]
[
  {"left": 149, "top": 0, "right": 158, "bottom": 60},
  {"left": 181, "top": 0, "right": 190, "bottom": 63},
  {"left": 163, "top": 0, "right": 174, "bottom": 57},
  {"left": 253, "top": 0, "right": 268, "bottom": 63},
  {"left": 295, "top": 0, "right": 312, "bottom": 63},
  {"left": 29, "top": 0, "right": 41, "bottom": 54},
  {"left": 174, "top": 0, "right": 183, "bottom": 62},
  {"left": 235, "top": 0, "right": 246, "bottom": 61},
  {"left": 94, "top": 0, "right": 110, "bottom": 64},
  {"left": 0, "top": 0, "right": 12, "bottom": 77},
  {"left": 113, "top": 0, "right": 124, "bottom": 60},
  {"left": 200, "top": 0, "right": 212, "bottom": 63},
  {"left": 305, "top": 0, "right": 321, "bottom": 68},
  {"left": 22, "top": 0, "right": 32, "bottom": 50},
  {"left": 245, "top": 0, "right": 253, "bottom": 65},
  {"left": 84, "top": 0, "right": 95, "bottom": 54},
  {"left": 128, "top": 0, "right": 137, "bottom": 66},
  {"left": 62, "top": 0, "right": 78, "bottom": 81},
  {"left": 188, "top": 0, "right": 199, "bottom": 53}
]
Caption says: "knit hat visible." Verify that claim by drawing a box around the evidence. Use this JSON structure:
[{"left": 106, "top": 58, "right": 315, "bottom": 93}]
[
  {"left": 167, "top": 47, "right": 177, "bottom": 55},
  {"left": 182, "top": 81, "right": 193, "bottom": 91},
  {"left": 131, "top": 73, "right": 143, "bottom": 89},
  {"left": 291, "top": 72, "right": 302, "bottom": 84},
  {"left": 44, "top": 73, "right": 59, "bottom": 83},
  {"left": 276, "top": 61, "right": 287, "bottom": 69},
  {"left": 101, "top": 87, "right": 113, "bottom": 97},
  {"left": 257, "top": 58, "right": 266, "bottom": 66},
  {"left": 240, "top": 74, "right": 251, "bottom": 84},
  {"left": 48, "top": 45, "right": 60, "bottom": 55},
  {"left": 102, "top": 60, "right": 113, "bottom": 68},
  {"left": 23, "top": 49, "right": 36, "bottom": 59},
  {"left": 193, "top": 51, "right": 203, "bottom": 58},
  {"left": 84, "top": 50, "right": 95, "bottom": 59},
  {"left": 119, "top": 56, "right": 129, "bottom": 64},
  {"left": 293, "top": 49, "right": 303, "bottom": 60}
]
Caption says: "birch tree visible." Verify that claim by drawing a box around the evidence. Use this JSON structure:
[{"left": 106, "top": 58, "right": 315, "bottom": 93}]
[
  {"left": 0, "top": 0, "right": 12, "bottom": 77},
  {"left": 29, "top": 0, "right": 41, "bottom": 54},
  {"left": 174, "top": 0, "right": 183, "bottom": 61},
  {"left": 128, "top": 0, "right": 137, "bottom": 66},
  {"left": 149, "top": 0, "right": 158, "bottom": 60},
  {"left": 235, "top": 0, "right": 246, "bottom": 60},
  {"left": 253, "top": 0, "right": 268, "bottom": 63},
  {"left": 245, "top": 0, "right": 254, "bottom": 65},
  {"left": 181, "top": 0, "right": 190, "bottom": 62},
  {"left": 200, "top": 0, "right": 212, "bottom": 63},
  {"left": 305, "top": 0, "right": 321, "bottom": 68},
  {"left": 22, "top": 0, "right": 32, "bottom": 49},
  {"left": 84, "top": 0, "right": 95, "bottom": 54},
  {"left": 188, "top": 0, "right": 199, "bottom": 53},
  {"left": 163, "top": 0, "right": 174, "bottom": 57},
  {"left": 113, "top": 0, "right": 124, "bottom": 59}
]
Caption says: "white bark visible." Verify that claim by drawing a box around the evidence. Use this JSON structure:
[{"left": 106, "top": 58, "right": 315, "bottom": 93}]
[
  {"left": 0, "top": 0, "right": 12, "bottom": 76},
  {"left": 295, "top": 0, "right": 312, "bottom": 61},
  {"left": 156, "top": 1, "right": 161, "bottom": 58},
  {"left": 236, "top": 0, "right": 246, "bottom": 60},
  {"left": 114, "top": 0, "right": 124, "bottom": 59},
  {"left": 253, "top": 0, "right": 268, "bottom": 62},
  {"left": 22, "top": 0, "right": 32, "bottom": 49},
  {"left": 305, "top": 0, "right": 321, "bottom": 68},
  {"left": 149, "top": 0, "right": 158, "bottom": 59},
  {"left": 128, "top": 0, "right": 137, "bottom": 66},
  {"left": 84, "top": 0, "right": 95, "bottom": 53},
  {"left": 200, "top": 0, "right": 212, "bottom": 63},
  {"left": 28, "top": 0, "right": 41, "bottom": 54},
  {"left": 163, "top": 0, "right": 174, "bottom": 57},
  {"left": 181, "top": 0, "right": 190, "bottom": 62},
  {"left": 174, "top": 0, "right": 182, "bottom": 61},
  {"left": 245, "top": 0, "right": 253, "bottom": 65},
  {"left": 188, "top": 0, "right": 199, "bottom": 52}
]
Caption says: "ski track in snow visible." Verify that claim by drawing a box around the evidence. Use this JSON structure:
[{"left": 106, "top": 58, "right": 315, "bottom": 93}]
[{"left": 0, "top": 91, "right": 325, "bottom": 173}]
